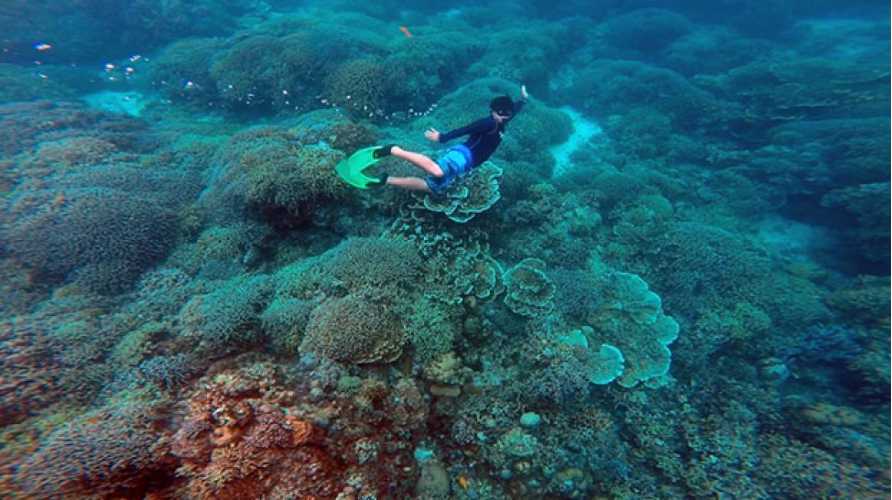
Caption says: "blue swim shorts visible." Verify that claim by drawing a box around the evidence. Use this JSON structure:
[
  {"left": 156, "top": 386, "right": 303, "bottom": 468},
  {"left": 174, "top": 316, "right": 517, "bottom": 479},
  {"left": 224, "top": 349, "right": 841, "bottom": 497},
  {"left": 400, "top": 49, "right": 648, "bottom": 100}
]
[{"left": 426, "top": 145, "right": 473, "bottom": 195}]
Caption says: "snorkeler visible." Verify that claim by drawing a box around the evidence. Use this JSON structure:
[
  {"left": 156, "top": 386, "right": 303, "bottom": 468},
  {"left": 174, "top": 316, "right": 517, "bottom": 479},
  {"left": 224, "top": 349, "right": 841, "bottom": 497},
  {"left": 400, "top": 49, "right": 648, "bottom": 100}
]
[{"left": 370, "top": 84, "right": 529, "bottom": 194}]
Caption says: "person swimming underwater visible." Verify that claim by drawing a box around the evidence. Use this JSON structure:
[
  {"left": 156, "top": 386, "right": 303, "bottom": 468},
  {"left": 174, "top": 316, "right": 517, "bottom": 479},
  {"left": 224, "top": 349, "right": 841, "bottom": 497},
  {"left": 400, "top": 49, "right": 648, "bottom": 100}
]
[{"left": 370, "top": 84, "right": 528, "bottom": 194}]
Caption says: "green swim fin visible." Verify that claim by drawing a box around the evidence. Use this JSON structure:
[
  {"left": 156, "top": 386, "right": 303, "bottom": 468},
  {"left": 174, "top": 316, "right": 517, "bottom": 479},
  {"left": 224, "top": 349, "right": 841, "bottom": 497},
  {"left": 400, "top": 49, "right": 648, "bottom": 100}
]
[{"left": 335, "top": 146, "right": 387, "bottom": 189}]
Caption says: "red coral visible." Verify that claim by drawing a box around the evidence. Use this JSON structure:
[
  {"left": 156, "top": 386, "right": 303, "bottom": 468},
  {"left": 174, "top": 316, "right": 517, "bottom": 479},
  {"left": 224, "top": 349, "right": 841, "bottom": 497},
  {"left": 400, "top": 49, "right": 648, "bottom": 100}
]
[
  {"left": 0, "top": 316, "right": 64, "bottom": 426},
  {"left": 166, "top": 361, "right": 425, "bottom": 499},
  {"left": 170, "top": 367, "right": 340, "bottom": 499}
]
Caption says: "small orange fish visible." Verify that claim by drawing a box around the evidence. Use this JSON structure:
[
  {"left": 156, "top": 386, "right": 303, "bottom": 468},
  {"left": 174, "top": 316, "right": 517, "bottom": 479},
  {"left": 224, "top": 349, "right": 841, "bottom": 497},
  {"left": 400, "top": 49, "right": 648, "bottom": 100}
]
[
  {"left": 399, "top": 26, "right": 413, "bottom": 38},
  {"left": 457, "top": 475, "right": 470, "bottom": 490}
]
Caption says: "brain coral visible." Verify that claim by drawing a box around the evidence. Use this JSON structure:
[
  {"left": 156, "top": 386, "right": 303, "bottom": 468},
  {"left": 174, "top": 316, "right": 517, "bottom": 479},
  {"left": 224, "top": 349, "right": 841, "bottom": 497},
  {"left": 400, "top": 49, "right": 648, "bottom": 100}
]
[
  {"left": 300, "top": 292, "right": 405, "bottom": 364},
  {"left": 585, "top": 268, "right": 679, "bottom": 388},
  {"left": 420, "top": 162, "right": 503, "bottom": 223},
  {"left": 503, "top": 258, "right": 556, "bottom": 317}
]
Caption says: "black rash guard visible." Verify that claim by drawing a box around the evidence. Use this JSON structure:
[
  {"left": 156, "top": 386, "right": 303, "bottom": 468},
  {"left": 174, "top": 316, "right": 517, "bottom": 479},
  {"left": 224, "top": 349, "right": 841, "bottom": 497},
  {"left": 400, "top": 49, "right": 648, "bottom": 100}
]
[{"left": 437, "top": 99, "right": 526, "bottom": 167}]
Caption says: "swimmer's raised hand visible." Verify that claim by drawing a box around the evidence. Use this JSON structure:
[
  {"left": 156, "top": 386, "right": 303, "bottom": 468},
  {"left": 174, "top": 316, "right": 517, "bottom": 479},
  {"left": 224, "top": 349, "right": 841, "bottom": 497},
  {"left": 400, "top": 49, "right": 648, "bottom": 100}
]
[{"left": 425, "top": 128, "right": 440, "bottom": 142}]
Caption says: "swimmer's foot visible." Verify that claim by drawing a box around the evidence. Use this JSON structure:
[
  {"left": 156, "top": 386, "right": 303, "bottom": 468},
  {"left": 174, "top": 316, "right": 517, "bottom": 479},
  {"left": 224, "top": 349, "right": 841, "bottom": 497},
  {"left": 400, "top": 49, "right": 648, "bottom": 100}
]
[
  {"left": 373, "top": 144, "right": 396, "bottom": 159},
  {"left": 367, "top": 174, "right": 389, "bottom": 188}
]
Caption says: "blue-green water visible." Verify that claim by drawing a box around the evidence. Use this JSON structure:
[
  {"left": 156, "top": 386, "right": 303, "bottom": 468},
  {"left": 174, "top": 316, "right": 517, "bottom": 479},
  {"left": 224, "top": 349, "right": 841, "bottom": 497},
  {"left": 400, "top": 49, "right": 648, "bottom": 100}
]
[{"left": 1, "top": 1, "right": 889, "bottom": 498}]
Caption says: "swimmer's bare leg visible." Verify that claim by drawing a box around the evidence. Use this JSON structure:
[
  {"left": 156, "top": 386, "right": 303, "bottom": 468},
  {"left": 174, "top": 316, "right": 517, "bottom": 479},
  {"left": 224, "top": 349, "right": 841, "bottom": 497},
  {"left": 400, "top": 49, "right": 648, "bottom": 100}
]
[
  {"left": 386, "top": 176, "right": 432, "bottom": 192},
  {"left": 391, "top": 146, "right": 443, "bottom": 177}
]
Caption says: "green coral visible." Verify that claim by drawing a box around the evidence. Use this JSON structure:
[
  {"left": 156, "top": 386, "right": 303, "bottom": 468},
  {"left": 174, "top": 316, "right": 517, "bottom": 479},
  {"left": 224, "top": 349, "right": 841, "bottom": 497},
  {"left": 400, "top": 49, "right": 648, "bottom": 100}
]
[
  {"left": 557, "top": 327, "right": 626, "bottom": 385},
  {"left": 322, "top": 57, "right": 394, "bottom": 120},
  {"left": 147, "top": 37, "right": 224, "bottom": 103},
  {"left": 280, "top": 236, "right": 423, "bottom": 299},
  {"left": 826, "top": 276, "right": 890, "bottom": 326},
  {"left": 502, "top": 258, "right": 556, "bottom": 317},
  {"left": 206, "top": 126, "right": 348, "bottom": 220},
  {"left": 406, "top": 295, "right": 461, "bottom": 365},
  {"left": 178, "top": 274, "right": 273, "bottom": 355},
  {"left": 260, "top": 296, "right": 315, "bottom": 356},
  {"left": 584, "top": 268, "right": 679, "bottom": 388},
  {"left": 108, "top": 322, "right": 167, "bottom": 368},
  {"left": 420, "top": 162, "right": 503, "bottom": 223},
  {"left": 452, "top": 253, "right": 505, "bottom": 302},
  {"left": 385, "top": 212, "right": 502, "bottom": 305},
  {"left": 495, "top": 427, "right": 539, "bottom": 458}
]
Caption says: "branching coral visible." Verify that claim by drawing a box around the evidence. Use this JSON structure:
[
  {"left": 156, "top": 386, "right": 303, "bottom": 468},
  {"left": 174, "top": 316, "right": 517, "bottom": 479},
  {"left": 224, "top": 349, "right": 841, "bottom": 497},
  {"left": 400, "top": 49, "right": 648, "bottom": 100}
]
[
  {"left": 19, "top": 400, "right": 170, "bottom": 497},
  {"left": 300, "top": 292, "right": 406, "bottom": 364},
  {"left": 179, "top": 274, "right": 273, "bottom": 357},
  {"left": 825, "top": 276, "right": 890, "bottom": 326},
  {"left": 277, "top": 236, "right": 423, "bottom": 303},
  {"left": 4, "top": 187, "right": 177, "bottom": 292},
  {"left": 203, "top": 126, "right": 348, "bottom": 224},
  {"left": 260, "top": 296, "right": 315, "bottom": 357},
  {"left": 561, "top": 59, "right": 720, "bottom": 128},
  {"left": 756, "top": 433, "right": 888, "bottom": 498},
  {"left": 602, "top": 8, "right": 692, "bottom": 53},
  {"left": 146, "top": 37, "right": 226, "bottom": 103},
  {"left": 0, "top": 317, "right": 65, "bottom": 426},
  {"left": 406, "top": 295, "right": 462, "bottom": 365},
  {"left": 322, "top": 57, "right": 394, "bottom": 120}
]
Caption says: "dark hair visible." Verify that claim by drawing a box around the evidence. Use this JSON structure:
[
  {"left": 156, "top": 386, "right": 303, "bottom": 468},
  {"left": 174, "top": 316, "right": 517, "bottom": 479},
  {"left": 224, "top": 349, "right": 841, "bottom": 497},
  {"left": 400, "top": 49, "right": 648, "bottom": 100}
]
[{"left": 489, "top": 95, "right": 514, "bottom": 115}]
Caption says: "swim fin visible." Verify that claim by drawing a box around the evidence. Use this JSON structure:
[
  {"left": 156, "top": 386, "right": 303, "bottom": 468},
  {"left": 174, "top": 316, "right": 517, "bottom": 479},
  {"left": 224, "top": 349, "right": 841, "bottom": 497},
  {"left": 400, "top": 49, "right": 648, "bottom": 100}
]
[{"left": 335, "top": 146, "right": 390, "bottom": 189}]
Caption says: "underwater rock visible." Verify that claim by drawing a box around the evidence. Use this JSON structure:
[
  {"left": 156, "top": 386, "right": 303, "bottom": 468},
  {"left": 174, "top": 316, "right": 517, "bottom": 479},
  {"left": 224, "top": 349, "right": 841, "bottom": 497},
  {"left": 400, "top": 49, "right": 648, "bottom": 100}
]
[
  {"left": 415, "top": 458, "right": 450, "bottom": 499},
  {"left": 519, "top": 412, "right": 541, "bottom": 428}
]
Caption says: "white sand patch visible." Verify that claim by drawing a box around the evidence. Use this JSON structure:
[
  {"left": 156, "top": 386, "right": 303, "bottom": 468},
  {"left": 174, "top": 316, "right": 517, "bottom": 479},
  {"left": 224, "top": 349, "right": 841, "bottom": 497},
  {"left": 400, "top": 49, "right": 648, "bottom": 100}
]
[
  {"left": 82, "top": 90, "right": 147, "bottom": 117},
  {"left": 549, "top": 106, "right": 601, "bottom": 177},
  {"left": 756, "top": 215, "right": 835, "bottom": 260}
]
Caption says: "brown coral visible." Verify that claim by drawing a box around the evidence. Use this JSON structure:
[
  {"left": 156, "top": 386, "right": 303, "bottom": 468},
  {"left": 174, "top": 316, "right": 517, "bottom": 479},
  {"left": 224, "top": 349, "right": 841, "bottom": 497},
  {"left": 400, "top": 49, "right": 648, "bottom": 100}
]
[
  {"left": 301, "top": 292, "right": 406, "bottom": 364},
  {"left": 171, "top": 367, "right": 339, "bottom": 500},
  {"left": 286, "top": 415, "right": 315, "bottom": 446}
]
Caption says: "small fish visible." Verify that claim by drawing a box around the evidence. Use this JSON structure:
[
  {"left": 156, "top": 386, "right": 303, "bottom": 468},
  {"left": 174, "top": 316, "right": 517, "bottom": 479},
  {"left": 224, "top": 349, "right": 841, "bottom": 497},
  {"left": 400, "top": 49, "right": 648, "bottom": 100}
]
[
  {"left": 34, "top": 43, "right": 52, "bottom": 51},
  {"left": 399, "top": 26, "right": 413, "bottom": 38}
]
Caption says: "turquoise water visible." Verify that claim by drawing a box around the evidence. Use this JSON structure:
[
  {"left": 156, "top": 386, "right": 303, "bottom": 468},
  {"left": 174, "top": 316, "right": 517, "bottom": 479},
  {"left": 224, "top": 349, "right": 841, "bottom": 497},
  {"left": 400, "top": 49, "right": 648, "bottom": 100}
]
[{"left": 1, "top": 1, "right": 889, "bottom": 498}]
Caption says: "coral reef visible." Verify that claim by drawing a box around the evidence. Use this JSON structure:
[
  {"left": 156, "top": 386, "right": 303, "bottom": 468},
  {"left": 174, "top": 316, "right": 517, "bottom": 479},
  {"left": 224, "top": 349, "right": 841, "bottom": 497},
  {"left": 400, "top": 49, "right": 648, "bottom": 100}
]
[
  {"left": 0, "top": 3, "right": 888, "bottom": 499},
  {"left": 201, "top": 126, "right": 349, "bottom": 226},
  {"left": 5, "top": 187, "right": 178, "bottom": 293},
  {"left": 502, "top": 258, "right": 556, "bottom": 317},
  {"left": 420, "top": 162, "right": 505, "bottom": 223},
  {"left": 585, "top": 267, "right": 679, "bottom": 388},
  {"left": 300, "top": 292, "right": 406, "bottom": 364},
  {"left": 18, "top": 398, "right": 170, "bottom": 497}
]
